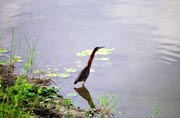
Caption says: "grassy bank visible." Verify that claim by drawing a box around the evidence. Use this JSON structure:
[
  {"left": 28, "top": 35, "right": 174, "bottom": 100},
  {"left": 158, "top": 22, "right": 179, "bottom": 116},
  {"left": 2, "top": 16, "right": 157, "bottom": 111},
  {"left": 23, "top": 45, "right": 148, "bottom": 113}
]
[{"left": 0, "top": 27, "right": 118, "bottom": 118}]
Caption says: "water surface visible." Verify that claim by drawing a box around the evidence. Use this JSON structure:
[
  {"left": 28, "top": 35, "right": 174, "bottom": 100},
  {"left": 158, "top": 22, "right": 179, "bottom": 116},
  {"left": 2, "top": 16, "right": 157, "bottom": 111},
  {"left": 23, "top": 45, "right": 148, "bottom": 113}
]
[{"left": 1, "top": 0, "right": 180, "bottom": 117}]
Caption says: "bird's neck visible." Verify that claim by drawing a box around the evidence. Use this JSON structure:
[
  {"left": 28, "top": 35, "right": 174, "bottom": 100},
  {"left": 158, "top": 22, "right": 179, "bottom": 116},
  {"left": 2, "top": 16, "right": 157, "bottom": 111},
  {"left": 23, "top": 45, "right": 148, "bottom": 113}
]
[{"left": 87, "top": 50, "right": 96, "bottom": 68}]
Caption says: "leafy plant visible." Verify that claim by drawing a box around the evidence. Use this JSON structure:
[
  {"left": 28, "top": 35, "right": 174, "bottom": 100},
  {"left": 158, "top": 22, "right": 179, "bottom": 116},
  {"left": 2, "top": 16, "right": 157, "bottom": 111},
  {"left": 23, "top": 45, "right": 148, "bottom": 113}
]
[
  {"left": 63, "top": 98, "right": 72, "bottom": 107},
  {"left": 96, "top": 94, "right": 120, "bottom": 117},
  {"left": 151, "top": 107, "right": 160, "bottom": 118},
  {"left": 0, "top": 76, "right": 38, "bottom": 118}
]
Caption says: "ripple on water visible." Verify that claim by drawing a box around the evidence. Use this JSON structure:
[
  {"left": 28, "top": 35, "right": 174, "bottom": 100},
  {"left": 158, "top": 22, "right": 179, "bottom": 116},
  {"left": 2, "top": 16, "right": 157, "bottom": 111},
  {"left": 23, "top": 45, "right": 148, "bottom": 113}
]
[{"left": 157, "top": 41, "right": 180, "bottom": 71}]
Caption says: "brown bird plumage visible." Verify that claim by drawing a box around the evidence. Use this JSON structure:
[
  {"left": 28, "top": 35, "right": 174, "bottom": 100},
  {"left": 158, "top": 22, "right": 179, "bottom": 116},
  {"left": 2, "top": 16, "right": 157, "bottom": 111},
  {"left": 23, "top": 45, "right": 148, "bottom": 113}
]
[{"left": 74, "top": 46, "right": 104, "bottom": 85}]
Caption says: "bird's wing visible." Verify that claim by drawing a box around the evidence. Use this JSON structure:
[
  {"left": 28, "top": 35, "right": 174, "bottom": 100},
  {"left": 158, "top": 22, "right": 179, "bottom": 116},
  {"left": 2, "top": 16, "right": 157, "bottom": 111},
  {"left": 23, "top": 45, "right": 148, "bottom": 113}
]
[{"left": 74, "top": 66, "right": 90, "bottom": 83}]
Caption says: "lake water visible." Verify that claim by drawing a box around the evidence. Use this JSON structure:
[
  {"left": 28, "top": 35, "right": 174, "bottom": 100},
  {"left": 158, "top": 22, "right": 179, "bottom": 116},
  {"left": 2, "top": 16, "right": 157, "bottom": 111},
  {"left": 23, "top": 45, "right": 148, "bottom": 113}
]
[{"left": 1, "top": 0, "right": 180, "bottom": 117}]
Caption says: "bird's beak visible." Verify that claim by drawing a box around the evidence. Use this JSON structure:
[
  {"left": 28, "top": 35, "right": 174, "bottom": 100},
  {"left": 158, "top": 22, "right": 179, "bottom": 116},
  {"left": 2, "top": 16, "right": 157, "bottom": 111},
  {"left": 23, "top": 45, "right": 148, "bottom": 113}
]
[{"left": 99, "top": 46, "right": 105, "bottom": 49}]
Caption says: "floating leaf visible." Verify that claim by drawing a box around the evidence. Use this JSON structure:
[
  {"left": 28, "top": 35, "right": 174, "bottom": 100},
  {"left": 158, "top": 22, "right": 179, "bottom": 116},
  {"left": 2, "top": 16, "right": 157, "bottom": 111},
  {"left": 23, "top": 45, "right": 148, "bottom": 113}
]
[
  {"left": 76, "top": 48, "right": 115, "bottom": 57},
  {"left": 65, "top": 68, "right": 77, "bottom": 73},
  {"left": 76, "top": 49, "right": 92, "bottom": 57},
  {"left": 67, "top": 93, "right": 77, "bottom": 97},
  {"left": 46, "top": 73, "right": 59, "bottom": 77},
  {"left": 0, "top": 48, "right": 7, "bottom": 55},
  {"left": 58, "top": 73, "right": 70, "bottom": 78},
  {"left": 97, "top": 48, "right": 115, "bottom": 55},
  {"left": 0, "top": 60, "right": 6, "bottom": 65},
  {"left": 13, "top": 56, "right": 22, "bottom": 63},
  {"left": 13, "top": 56, "right": 21, "bottom": 59}
]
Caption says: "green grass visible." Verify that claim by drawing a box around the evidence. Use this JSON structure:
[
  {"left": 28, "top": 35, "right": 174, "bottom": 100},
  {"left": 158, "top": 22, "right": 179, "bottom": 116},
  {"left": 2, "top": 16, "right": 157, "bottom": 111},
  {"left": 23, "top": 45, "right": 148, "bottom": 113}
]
[
  {"left": 22, "top": 36, "right": 38, "bottom": 75},
  {"left": 0, "top": 76, "right": 62, "bottom": 118},
  {"left": 0, "top": 27, "right": 4, "bottom": 43},
  {"left": 95, "top": 94, "right": 120, "bottom": 117}
]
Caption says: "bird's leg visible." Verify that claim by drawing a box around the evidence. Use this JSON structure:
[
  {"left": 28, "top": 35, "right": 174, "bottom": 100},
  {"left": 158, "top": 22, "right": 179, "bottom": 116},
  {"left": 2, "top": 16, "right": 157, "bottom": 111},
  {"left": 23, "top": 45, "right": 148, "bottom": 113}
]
[{"left": 82, "top": 81, "right": 85, "bottom": 86}]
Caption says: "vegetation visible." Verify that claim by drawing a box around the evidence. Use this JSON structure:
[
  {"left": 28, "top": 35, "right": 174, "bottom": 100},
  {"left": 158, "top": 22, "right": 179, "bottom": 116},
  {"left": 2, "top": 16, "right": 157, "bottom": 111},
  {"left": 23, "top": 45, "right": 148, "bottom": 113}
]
[
  {"left": 0, "top": 27, "right": 119, "bottom": 118},
  {"left": 94, "top": 94, "right": 120, "bottom": 118}
]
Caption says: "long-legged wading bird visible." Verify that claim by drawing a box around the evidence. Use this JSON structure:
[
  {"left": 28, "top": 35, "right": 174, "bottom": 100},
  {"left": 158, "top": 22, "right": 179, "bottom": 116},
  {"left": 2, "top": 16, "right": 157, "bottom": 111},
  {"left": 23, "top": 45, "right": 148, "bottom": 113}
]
[{"left": 74, "top": 46, "right": 105, "bottom": 85}]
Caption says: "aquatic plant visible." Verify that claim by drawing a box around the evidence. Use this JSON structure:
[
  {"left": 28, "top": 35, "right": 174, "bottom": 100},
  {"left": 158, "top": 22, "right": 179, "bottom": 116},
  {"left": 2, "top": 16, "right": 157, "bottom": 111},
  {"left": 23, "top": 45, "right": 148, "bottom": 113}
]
[
  {"left": 65, "top": 68, "right": 77, "bottom": 73},
  {"left": 0, "top": 48, "right": 7, "bottom": 65},
  {"left": 0, "top": 27, "right": 4, "bottom": 43},
  {"left": 22, "top": 36, "right": 38, "bottom": 75},
  {"left": 76, "top": 48, "right": 115, "bottom": 57},
  {"left": 96, "top": 94, "right": 120, "bottom": 117},
  {"left": 151, "top": 107, "right": 160, "bottom": 118}
]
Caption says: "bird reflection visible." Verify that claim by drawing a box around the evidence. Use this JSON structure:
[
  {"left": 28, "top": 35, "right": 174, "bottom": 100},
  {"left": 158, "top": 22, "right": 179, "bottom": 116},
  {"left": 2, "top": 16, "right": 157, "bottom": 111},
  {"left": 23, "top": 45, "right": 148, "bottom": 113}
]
[{"left": 74, "top": 85, "right": 95, "bottom": 108}]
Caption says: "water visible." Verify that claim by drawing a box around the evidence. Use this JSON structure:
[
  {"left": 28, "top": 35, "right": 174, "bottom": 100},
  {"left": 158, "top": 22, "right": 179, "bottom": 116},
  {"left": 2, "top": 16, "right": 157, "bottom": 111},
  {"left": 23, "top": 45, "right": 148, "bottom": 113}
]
[{"left": 1, "top": 0, "right": 180, "bottom": 117}]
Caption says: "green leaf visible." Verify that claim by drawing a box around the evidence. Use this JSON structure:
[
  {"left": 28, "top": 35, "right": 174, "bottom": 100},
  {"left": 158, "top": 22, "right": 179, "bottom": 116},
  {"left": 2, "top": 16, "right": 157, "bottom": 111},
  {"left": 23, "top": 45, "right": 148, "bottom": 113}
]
[
  {"left": 76, "top": 48, "right": 115, "bottom": 57},
  {"left": 0, "top": 48, "right": 7, "bottom": 55},
  {"left": 0, "top": 60, "right": 6, "bottom": 65},
  {"left": 13, "top": 56, "right": 22, "bottom": 63},
  {"left": 152, "top": 107, "right": 160, "bottom": 115},
  {"left": 65, "top": 68, "right": 77, "bottom": 73},
  {"left": 27, "top": 92, "right": 35, "bottom": 97},
  {"left": 97, "top": 48, "right": 115, "bottom": 55},
  {"left": 67, "top": 93, "right": 77, "bottom": 97},
  {"left": 76, "top": 49, "right": 92, "bottom": 57},
  {"left": 46, "top": 73, "right": 58, "bottom": 77},
  {"left": 58, "top": 73, "right": 70, "bottom": 78}
]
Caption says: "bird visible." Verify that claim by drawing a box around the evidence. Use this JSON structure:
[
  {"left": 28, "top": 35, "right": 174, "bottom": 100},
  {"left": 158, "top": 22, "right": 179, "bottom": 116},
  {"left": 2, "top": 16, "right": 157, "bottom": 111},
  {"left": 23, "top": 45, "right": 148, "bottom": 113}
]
[{"left": 74, "top": 46, "right": 105, "bottom": 85}]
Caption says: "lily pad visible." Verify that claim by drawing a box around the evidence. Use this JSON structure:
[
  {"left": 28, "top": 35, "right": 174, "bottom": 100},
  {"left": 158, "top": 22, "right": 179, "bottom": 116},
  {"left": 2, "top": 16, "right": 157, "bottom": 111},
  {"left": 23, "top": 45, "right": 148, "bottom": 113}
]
[
  {"left": 0, "top": 48, "right": 7, "bottom": 55},
  {"left": 76, "top": 48, "right": 115, "bottom": 57},
  {"left": 67, "top": 93, "right": 77, "bottom": 97},
  {"left": 97, "top": 48, "right": 115, "bottom": 55},
  {"left": 76, "top": 49, "right": 92, "bottom": 57},
  {"left": 12, "top": 56, "right": 22, "bottom": 63},
  {"left": 46, "top": 73, "right": 70, "bottom": 78},
  {"left": 58, "top": 73, "right": 70, "bottom": 78},
  {"left": 65, "top": 68, "right": 77, "bottom": 73},
  {"left": 0, "top": 60, "right": 6, "bottom": 65},
  {"left": 46, "top": 73, "right": 58, "bottom": 77}
]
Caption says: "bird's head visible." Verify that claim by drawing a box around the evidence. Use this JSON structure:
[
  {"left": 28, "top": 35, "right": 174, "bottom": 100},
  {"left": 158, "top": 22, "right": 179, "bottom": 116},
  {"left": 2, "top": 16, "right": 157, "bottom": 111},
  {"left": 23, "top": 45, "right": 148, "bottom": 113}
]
[{"left": 94, "top": 46, "right": 105, "bottom": 52}]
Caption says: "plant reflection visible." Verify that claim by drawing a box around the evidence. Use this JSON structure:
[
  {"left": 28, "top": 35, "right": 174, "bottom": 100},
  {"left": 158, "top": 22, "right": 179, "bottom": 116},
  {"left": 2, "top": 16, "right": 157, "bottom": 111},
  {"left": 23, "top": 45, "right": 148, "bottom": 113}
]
[{"left": 74, "top": 84, "right": 95, "bottom": 108}]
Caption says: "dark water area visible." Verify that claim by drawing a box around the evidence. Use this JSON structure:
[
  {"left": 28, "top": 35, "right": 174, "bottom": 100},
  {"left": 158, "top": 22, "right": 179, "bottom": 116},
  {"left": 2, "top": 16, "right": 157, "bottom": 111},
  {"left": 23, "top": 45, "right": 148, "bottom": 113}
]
[{"left": 1, "top": 0, "right": 180, "bottom": 117}]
